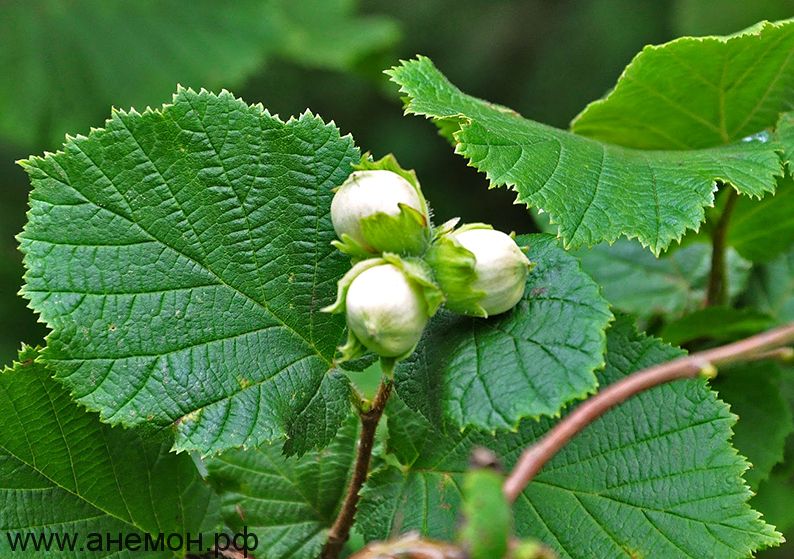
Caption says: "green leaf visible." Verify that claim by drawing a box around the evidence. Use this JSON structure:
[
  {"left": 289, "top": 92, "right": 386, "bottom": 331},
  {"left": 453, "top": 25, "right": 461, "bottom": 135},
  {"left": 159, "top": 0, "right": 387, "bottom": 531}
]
[
  {"left": 20, "top": 88, "right": 359, "bottom": 455},
  {"left": 387, "top": 55, "right": 787, "bottom": 254},
  {"left": 659, "top": 306, "right": 776, "bottom": 346},
  {"left": 0, "top": 0, "right": 397, "bottom": 149},
  {"left": 360, "top": 317, "right": 782, "bottom": 558},
  {"left": 0, "top": 347, "right": 219, "bottom": 557},
  {"left": 727, "top": 175, "right": 794, "bottom": 262},
  {"left": 744, "top": 247, "right": 794, "bottom": 323},
  {"left": 713, "top": 363, "right": 794, "bottom": 489},
  {"left": 394, "top": 234, "right": 612, "bottom": 431},
  {"left": 577, "top": 240, "right": 751, "bottom": 320},
  {"left": 571, "top": 20, "right": 794, "bottom": 150},
  {"left": 206, "top": 414, "right": 359, "bottom": 559}
]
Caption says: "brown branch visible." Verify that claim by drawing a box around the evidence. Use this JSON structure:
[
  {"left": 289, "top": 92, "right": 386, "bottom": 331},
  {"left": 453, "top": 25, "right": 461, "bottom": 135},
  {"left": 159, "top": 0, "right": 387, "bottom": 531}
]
[
  {"left": 503, "top": 322, "right": 794, "bottom": 502},
  {"left": 322, "top": 378, "right": 393, "bottom": 559},
  {"left": 744, "top": 346, "right": 794, "bottom": 363},
  {"left": 706, "top": 188, "right": 739, "bottom": 307}
]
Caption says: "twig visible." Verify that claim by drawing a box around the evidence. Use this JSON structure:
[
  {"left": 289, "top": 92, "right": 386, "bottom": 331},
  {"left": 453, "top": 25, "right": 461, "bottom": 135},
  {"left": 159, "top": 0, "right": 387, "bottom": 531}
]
[
  {"left": 503, "top": 322, "right": 794, "bottom": 502},
  {"left": 743, "top": 346, "right": 794, "bottom": 363},
  {"left": 705, "top": 188, "right": 738, "bottom": 307},
  {"left": 322, "top": 378, "right": 393, "bottom": 559}
]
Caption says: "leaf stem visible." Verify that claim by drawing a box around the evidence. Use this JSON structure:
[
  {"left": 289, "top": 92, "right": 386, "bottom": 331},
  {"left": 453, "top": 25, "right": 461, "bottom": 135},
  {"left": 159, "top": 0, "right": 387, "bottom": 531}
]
[
  {"left": 706, "top": 188, "right": 739, "bottom": 307},
  {"left": 502, "top": 322, "right": 794, "bottom": 502},
  {"left": 322, "top": 377, "right": 393, "bottom": 559}
]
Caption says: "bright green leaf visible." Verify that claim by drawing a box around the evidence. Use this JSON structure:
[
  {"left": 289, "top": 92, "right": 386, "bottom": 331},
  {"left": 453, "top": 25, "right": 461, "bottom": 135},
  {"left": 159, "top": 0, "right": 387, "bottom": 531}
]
[
  {"left": 577, "top": 240, "right": 751, "bottom": 320},
  {"left": 0, "top": 347, "right": 219, "bottom": 557},
  {"left": 0, "top": 0, "right": 397, "bottom": 149},
  {"left": 387, "top": 56, "right": 787, "bottom": 254},
  {"left": 19, "top": 88, "right": 359, "bottom": 455},
  {"left": 205, "top": 414, "right": 358, "bottom": 559},
  {"left": 394, "top": 234, "right": 612, "bottom": 431},
  {"left": 571, "top": 20, "right": 794, "bottom": 149},
  {"left": 360, "top": 317, "right": 782, "bottom": 558}
]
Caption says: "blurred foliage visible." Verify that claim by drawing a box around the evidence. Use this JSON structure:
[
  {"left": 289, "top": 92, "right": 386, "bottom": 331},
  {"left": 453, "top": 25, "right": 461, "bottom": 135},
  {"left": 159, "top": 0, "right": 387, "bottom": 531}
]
[
  {"left": 577, "top": 240, "right": 751, "bottom": 321},
  {"left": 673, "top": 0, "right": 794, "bottom": 35},
  {"left": 0, "top": 0, "right": 398, "bottom": 150}
]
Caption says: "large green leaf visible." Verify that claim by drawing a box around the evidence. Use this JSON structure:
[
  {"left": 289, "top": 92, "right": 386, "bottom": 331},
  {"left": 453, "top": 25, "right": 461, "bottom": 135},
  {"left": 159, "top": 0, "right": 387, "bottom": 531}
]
[
  {"left": 577, "top": 240, "right": 751, "bottom": 320},
  {"left": 20, "top": 88, "right": 358, "bottom": 455},
  {"left": 0, "top": 347, "right": 219, "bottom": 557},
  {"left": 206, "top": 414, "right": 358, "bottom": 559},
  {"left": 571, "top": 20, "right": 794, "bottom": 149},
  {"left": 713, "top": 363, "right": 794, "bottom": 489},
  {"left": 395, "top": 234, "right": 612, "bottom": 431},
  {"left": 0, "top": 0, "right": 397, "bottom": 149},
  {"left": 359, "top": 317, "right": 782, "bottom": 558},
  {"left": 387, "top": 47, "right": 789, "bottom": 254}
]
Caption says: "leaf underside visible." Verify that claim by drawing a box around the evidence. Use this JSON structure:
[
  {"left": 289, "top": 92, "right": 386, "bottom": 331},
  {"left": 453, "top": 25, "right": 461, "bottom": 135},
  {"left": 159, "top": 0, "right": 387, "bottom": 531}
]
[
  {"left": 20, "top": 88, "right": 358, "bottom": 455},
  {"left": 359, "top": 317, "right": 782, "bottom": 559},
  {"left": 395, "top": 234, "right": 612, "bottom": 431},
  {"left": 0, "top": 347, "right": 219, "bottom": 558},
  {"left": 576, "top": 240, "right": 751, "bottom": 320},
  {"left": 387, "top": 18, "right": 794, "bottom": 254}
]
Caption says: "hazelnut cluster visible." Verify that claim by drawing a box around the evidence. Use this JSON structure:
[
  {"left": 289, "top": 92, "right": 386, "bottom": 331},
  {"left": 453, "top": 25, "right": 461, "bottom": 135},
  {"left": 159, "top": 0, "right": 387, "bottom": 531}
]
[{"left": 323, "top": 156, "right": 531, "bottom": 362}]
